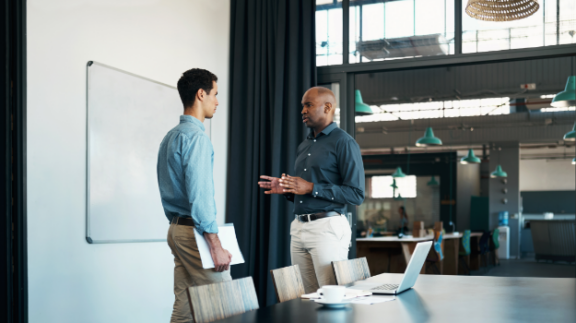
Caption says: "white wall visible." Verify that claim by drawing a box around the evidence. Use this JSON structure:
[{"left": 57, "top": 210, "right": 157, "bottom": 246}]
[
  {"left": 27, "top": 1, "right": 230, "bottom": 322},
  {"left": 520, "top": 159, "right": 576, "bottom": 191}
]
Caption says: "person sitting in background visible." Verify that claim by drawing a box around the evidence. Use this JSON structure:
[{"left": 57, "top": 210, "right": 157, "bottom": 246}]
[{"left": 397, "top": 206, "right": 409, "bottom": 235}]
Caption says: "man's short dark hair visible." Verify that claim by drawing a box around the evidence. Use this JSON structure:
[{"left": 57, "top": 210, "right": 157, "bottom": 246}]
[{"left": 177, "top": 68, "right": 218, "bottom": 108}]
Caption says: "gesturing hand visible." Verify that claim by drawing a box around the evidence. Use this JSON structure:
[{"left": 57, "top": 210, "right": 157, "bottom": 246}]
[
  {"left": 279, "top": 174, "right": 313, "bottom": 195},
  {"left": 258, "top": 174, "right": 286, "bottom": 195}
]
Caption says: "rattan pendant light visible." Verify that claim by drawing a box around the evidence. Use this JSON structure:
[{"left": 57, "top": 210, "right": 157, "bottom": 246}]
[{"left": 465, "top": 0, "right": 539, "bottom": 22}]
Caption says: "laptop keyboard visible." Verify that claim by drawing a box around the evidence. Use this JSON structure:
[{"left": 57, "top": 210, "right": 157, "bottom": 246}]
[{"left": 372, "top": 284, "right": 399, "bottom": 291}]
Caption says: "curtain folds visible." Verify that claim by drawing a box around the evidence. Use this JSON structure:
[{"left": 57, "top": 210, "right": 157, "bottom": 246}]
[{"left": 227, "top": 0, "right": 316, "bottom": 306}]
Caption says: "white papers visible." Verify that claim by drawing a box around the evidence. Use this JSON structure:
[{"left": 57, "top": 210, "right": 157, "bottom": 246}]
[
  {"left": 302, "top": 289, "right": 372, "bottom": 300},
  {"left": 351, "top": 296, "right": 396, "bottom": 305},
  {"left": 194, "top": 225, "right": 245, "bottom": 269}
]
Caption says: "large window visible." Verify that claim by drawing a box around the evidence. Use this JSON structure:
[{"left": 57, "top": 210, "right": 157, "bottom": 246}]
[
  {"left": 316, "top": 0, "right": 576, "bottom": 66},
  {"left": 350, "top": 0, "right": 455, "bottom": 63},
  {"left": 462, "top": 0, "right": 576, "bottom": 53},
  {"left": 316, "top": 0, "right": 343, "bottom": 66}
]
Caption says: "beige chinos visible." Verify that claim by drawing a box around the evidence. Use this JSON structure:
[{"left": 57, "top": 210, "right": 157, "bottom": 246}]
[
  {"left": 290, "top": 214, "right": 351, "bottom": 293},
  {"left": 167, "top": 220, "right": 231, "bottom": 323}
]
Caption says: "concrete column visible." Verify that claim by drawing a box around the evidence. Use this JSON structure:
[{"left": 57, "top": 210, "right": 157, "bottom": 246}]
[{"left": 489, "top": 142, "right": 520, "bottom": 230}]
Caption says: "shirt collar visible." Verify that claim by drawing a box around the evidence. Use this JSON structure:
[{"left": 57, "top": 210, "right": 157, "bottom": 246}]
[
  {"left": 180, "top": 115, "right": 205, "bottom": 131},
  {"left": 308, "top": 122, "right": 338, "bottom": 139}
]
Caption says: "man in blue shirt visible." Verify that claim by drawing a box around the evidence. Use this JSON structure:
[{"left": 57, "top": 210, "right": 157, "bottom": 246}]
[
  {"left": 259, "top": 87, "right": 365, "bottom": 293},
  {"left": 157, "top": 68, "right": 231, "bottom": 323}
]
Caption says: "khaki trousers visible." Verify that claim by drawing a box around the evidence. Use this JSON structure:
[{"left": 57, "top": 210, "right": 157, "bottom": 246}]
[
  {"left": 167, "top": 222, "right": 231, "bottom": 323},
  {"left": 290, "top": 215, "right": 351, "bottom": 294}
]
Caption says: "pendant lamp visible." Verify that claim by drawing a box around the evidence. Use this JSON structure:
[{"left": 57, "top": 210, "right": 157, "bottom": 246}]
[
  {"left": 465, "top": 0, "right": 540, "bottom": 22},
  {"left": 563, "top": 123, "right": 575, "bottom": 141},
  {"left": 415, "top": 127, "right": 443, "bottom": 147},
  {"left": 394, "top": 193, "right": 405, "bottom": 201},
  {"left": 390, "top": 179, "right": 398, "bottom": 189},
  {"left": 392, "top": 167, "right": 406, "bottom": 178},
  {"left": 490, "top": 165, "right": 508, "bottom": 178},
  {"left": 551, "top": 76, "right": 576, "bottom": 108},
  {"left": 460, "top": 149, "right": 481, "bottom": 164},
  {"left": 427, "top": 176, "right": 439, "bottom": 186},
  {"left": 355, "top": 90, "right": 373, "bottom": 116}
]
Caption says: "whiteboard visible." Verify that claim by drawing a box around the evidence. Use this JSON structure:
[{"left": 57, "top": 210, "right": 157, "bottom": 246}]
[{"left": 86, "top": 61, "right": 211, "bottom": 244}]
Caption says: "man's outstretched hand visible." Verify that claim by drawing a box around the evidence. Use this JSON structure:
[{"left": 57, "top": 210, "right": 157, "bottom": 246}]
[
  {"left": 258, "top": 174, "right": 286, "bottom": 195},
  {"left": 279, "top": 174, "right": 313, "bottom": 195}
]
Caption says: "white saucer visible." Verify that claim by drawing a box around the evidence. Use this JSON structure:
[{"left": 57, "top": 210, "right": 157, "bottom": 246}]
[{"left": 314, "top": 299, "right": 351, "bottom": 309}]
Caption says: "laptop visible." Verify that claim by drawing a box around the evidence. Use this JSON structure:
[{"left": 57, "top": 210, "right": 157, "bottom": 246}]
[{"left": 347, "top": 241, "right": 432, "bottom": 295}]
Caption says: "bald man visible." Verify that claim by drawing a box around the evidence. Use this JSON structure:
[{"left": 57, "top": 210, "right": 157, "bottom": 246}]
[{"left": 258, "top": 87, "right": 365, "bottom": 293}]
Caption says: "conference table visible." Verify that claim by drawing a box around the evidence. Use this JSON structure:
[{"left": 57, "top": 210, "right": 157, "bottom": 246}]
[
  {"left": 356, "top": 233, "right": 464, "bottom": 275},
  {"left": 215, "top": 274, "right": 576, "bottom": 323}
]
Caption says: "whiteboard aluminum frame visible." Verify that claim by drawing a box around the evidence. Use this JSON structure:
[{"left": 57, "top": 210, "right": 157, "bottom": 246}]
[{"left": 85, "top": 61, "right": 211, "bottom": 244}]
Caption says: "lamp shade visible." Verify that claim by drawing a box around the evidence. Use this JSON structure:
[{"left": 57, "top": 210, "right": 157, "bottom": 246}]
[
  {"left": 490, "top": 165, "right": 508, "bottom": 178},
  {"left": 415, "top": 127, "right": 443, "bottom": 147},
  {"left": 460, "top": 149, "right": 481, "bottom": 164},
  {"left": 551, "top": 76, "right": 576, "bottom": 108},
  {"left": 563, "top": 123, "right": 575, "bottom": 141},
  {"left": 394, "top": 193, "right": 405, "bottom": 201},
  {"left": 392, "top": 167, "right": 406, "bottom": 178},
  {"left": 465, "top": 0, "right": 540, "bottom": 22},
  {"left": 355, "top": 90, "right": 373, "bottom": 115},
  {"left": 427, "top": 176, "right": 439, "bottom": 186}
]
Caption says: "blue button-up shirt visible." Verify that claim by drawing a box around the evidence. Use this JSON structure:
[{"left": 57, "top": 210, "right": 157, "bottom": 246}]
[
  {"left": 157, "top": 115, "right": 218, "bottom": 235},
  {"left": 290, "top": 122, "right": 365, "bottom": 215}
]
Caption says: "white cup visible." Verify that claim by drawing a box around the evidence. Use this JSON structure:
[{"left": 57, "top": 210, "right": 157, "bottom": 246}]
[{"left": 317, "top": 285, "right": 346, "bottom": 303}]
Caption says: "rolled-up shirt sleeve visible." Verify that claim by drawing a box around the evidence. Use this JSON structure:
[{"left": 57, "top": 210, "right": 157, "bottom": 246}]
[
  {"left": 182, "top": 134, "right": 218, "bottom": 235},
  {"left": 311, "top": 139, "right": 365, "bottom": 205}
]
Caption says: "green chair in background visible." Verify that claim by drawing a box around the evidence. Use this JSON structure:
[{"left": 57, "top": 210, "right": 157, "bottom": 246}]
[
  {"left": 490, "top": 228, "right": 500, "bottom": 266},
  {"left": 458, "top": 230, "right": 471, "bottom": 275}
]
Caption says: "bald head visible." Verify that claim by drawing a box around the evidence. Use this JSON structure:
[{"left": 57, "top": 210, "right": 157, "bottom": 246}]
[{"left": 301, "top": 87, "right": 337, "bottom": 134}]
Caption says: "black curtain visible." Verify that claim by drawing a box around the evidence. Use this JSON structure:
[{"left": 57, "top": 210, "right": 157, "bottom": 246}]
[
  {"left": 1, "top": 0, "right": 27, "bottom": 322},
  {"left": 226, "top": 0, "right": 316, "bottom": 306}
]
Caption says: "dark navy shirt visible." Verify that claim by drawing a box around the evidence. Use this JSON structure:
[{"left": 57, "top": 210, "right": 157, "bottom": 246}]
[{"left": 289, "top": 122, "right": 365, "bottom": 215}]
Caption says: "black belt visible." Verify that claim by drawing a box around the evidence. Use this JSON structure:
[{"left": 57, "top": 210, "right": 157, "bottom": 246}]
[
  {"left": 172, "top": 216, "right": 195, "bottom": 226},
  {"left": 296, "top": 211, "right": 341, "bottom": 223}
]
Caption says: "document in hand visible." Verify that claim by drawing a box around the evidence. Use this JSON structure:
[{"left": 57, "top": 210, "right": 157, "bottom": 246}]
[{"left": 194, "top": 224, "right": 245, "bottom": 269}]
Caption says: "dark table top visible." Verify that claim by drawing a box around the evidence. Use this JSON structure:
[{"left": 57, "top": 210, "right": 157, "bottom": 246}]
[{"left": 215, "top": 273, "right": 576, "bottom": 323}]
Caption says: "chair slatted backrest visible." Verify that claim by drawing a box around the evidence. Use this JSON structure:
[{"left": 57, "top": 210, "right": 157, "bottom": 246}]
[
  {"left": 492, "top": 228, "right": 500, "bottom": 249},
  {"left": 461, "top": 230, "right": 471, "bottom": 255},
  {"left": 186, "top": 277, "right": 259, "bottom": 323},
  {"left": 332, "top": 257, "right": 371, "bottom": 286},
  {"left": 270, "top": 265, "right": 306, "bottom": 303}
]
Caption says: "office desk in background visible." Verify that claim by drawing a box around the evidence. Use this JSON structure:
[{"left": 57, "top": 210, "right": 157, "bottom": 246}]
[
  {"left": 356, "top": 233, "right": 463, "bottom": 275},
  {"left": 214, "top": 274, "right": 576, "bottom": 323}
]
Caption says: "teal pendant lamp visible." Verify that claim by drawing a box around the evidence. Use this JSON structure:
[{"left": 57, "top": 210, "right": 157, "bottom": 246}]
[
  {"left": 551, "top": 76, "right": 576, "bottom": 108},
  {"left": 563, "top": 123, "right": 575, "bottom": 141},
  {"left": 390, "top": 179, "right": 398, "bottom": 189},
  {"left": 427, "top": 176, "right": 439, "bottom": 186},
  {"left": 415, "top": 127, "right": 443, "bottom": 147},
  {"left": 394, "top": 193, "right": 405, "bottom": 201},
  {"left": 392, "top": 167, "right": 406, "bottom": 178},
  {"left": 355, "top": 90, "right": 373, "bottom": 116},
  {"left": 490, "top": 165, "right": 508, "bottom": 178},
  {"left": 460, "top": 149, "right": 481, "bottom": 164}
]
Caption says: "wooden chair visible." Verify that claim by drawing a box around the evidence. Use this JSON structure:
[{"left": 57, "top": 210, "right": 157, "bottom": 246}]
[
  {"left": 331, "top": 257, "right": 371, "bottom": 285},
  {"left": 270, "top": 265, "right": 306, "bottom": 303},
  {"left": 186, "top": 277, "right": 259, "bottom": 323}
]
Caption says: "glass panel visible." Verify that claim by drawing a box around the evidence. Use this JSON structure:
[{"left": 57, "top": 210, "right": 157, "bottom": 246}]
[
  {"left": 349, "top": 0, "right": 454, "bottom": 63},
  {"left": 358, "top": 175, "right": 440, "bottom": 237},
  {"left": 316, "top": 0, "right": 343, "bottom": 66},
  {"left": 462, "top": 0, "right": 576, "bottom": 54}
]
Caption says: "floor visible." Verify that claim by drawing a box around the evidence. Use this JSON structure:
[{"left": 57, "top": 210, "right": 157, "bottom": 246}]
[{"left": 470, "top": 257, "right": 576, "bottom": 278}]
